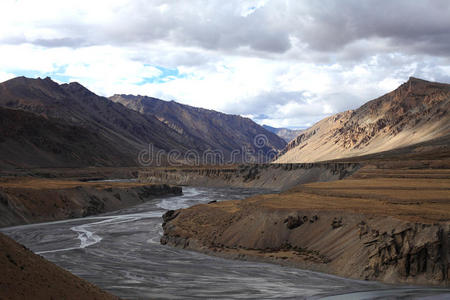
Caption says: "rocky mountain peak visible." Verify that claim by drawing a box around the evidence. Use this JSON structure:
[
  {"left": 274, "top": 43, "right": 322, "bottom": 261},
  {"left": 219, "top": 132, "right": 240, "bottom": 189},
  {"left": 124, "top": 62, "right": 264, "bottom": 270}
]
[
  {"left": 1, "top": 76, "right": 66, "bottom": 102},
  {"left": 60, "top": 81, "right": 96, "bottom": 96}
]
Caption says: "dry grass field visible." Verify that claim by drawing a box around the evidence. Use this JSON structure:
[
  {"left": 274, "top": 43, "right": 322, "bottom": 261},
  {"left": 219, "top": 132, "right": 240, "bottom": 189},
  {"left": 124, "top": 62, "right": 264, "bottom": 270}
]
[
  {"left": 0, "top": 177, "right": 152, "bottom": 190},
  {"left": 234, "top": 165, "right": 450, "bottom": 223}
]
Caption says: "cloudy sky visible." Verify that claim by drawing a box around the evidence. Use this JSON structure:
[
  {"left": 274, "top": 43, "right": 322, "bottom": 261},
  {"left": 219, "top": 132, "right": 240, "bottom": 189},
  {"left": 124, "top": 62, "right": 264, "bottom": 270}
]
[{"left": 1, "top": 0, "right": 449, "bottom": 128}]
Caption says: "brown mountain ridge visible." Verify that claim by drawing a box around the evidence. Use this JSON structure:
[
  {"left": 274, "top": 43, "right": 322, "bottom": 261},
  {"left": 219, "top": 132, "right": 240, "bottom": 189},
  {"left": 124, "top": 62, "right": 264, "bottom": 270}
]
[
  {"left": 110, "top": 94, "right": 286, "bottom": 161},
  {"left": 276, "top": 77, "right": 450, "bottom": 163},
  {"left": 0, "top": 76, "right": 285, "bottom": 168}
]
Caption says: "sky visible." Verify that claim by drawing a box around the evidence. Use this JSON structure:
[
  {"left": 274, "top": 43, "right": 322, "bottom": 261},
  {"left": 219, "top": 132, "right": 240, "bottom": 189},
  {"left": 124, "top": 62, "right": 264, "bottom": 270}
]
[{"left": 0, "top": 0, "right": 449, "bottom": 129}]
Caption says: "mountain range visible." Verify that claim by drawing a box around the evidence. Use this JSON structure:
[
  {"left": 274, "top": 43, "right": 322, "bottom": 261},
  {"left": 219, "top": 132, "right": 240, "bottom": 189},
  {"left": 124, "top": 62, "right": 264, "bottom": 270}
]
[
  {"left": 0, "top": 76, "right": 448, "bottom": 168},
  {"left": 0, "top": 77, "right": 285, "bottom": 168},
  {"left": 110, "top": 94, "right": 286, "bottom": 161},
  {"left": 275, "top": 77, "right": 450, "bottom": 163},
  {"left": 262, "top": 125, "right": 303, "bottom": 142}
]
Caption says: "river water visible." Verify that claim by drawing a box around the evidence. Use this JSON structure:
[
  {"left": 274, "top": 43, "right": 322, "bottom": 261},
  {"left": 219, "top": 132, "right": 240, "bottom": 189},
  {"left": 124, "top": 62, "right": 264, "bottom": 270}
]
[{"left": 2, "top": 187, "right": 449, "bottom": 299}]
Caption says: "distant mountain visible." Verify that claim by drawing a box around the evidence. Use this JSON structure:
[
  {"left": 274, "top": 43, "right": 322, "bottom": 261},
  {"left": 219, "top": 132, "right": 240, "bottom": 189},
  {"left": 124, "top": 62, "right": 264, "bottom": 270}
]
[
  {"left": 275, "top": 77, "right": 450, "bottom": 163},
  {"left": 0, "top": 76, "right": 285, "bottom": 168},
  {"left": 0, "top": 76, "right": 199, "bottom": 168},
  {"left": 262, "top": 125, "right": 303, "bottom": 142},
  {"left": 110, "top": 95, "right": 286, "bottom": 162}
]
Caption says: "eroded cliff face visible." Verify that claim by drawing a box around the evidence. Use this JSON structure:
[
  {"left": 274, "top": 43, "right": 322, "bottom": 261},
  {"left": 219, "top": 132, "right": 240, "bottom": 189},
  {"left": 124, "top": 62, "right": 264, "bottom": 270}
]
[
  {"left": 139, "top": 163, "right": 360, "bottom": 191},
  {"left": 0, "top": 180, "right": 181, "bottom": 227},
  {"left": 363, "top": 223, "right": 448, "bottom": 284},
  {"left": 161, "top": 206, "right": 449, "bottom": 286}
]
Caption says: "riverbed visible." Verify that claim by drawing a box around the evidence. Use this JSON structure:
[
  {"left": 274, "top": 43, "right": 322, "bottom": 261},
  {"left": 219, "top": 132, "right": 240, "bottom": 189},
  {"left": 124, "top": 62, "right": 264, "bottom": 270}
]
[{"left": 2, "top": 187, "right": 449, "bottom": 299}]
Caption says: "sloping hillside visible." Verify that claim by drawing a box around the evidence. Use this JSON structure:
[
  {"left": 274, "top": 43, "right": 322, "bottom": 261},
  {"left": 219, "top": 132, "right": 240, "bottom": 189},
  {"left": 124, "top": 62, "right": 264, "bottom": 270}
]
[
  {"left": 0, "top": 77, "right": 197, "bottom": 163},
  {"left": 0, "top": 107, "right": 136, "bottom": 169},
  {"left": 275, "top": 77, "right": 450, "bottom": 163},
  {"left": 110, "top": 94, "right": 286, "bottom": 162}
]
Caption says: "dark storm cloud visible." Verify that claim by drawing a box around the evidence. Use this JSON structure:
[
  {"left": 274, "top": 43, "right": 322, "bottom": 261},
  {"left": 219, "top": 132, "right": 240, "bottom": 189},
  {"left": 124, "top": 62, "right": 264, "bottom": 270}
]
[
  {"left": 101, "top": 0, "right": 450, "bottom": 59},
  {"left": 32, "top": 38, "right": 88, "bottom": 48},
  {"left": 291, "top": 0, "right": 450, "bottom": 57},
  {"left": 111, "top": 1, "right": 292, "bottom": 53}
]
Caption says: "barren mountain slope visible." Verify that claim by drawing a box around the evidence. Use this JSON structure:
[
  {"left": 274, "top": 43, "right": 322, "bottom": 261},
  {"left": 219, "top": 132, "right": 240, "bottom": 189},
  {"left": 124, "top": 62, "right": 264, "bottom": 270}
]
[
  {"left": 0, "top": 107, "right": 135, "bottom": 169},
  {"left": 276, "top": 77, "right": 450, "bottom": 163},
  {"left": 0, "top": 77, "right": 205, "bottom": 167},
  {"left": 110, "top": 94, "right": 286, "bottom": 162}
]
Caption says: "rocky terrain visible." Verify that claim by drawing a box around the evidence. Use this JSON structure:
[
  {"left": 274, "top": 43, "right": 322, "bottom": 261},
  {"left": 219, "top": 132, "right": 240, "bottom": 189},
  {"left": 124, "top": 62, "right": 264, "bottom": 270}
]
[
  {"left": 110, "top": 94, "right": 286, "bottom": 162},
  {"left": 276, "top": 77, "right": 450, "bottom": 163},
  {"left": 262, "top": 125, "right": 303, "bottom": 142},
  {"left": 0, "top": 177, "right": 181, "bottom": 227},
  {"left": 0, "top": 232, "right": 119, "bottom": 300},
  {"left": 161, "top": 163, "right": 450, "bottom": 286}
]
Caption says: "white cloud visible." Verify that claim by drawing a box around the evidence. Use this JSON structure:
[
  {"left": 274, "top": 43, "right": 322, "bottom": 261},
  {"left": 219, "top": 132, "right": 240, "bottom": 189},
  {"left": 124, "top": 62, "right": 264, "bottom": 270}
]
[
  {"left": 0, "top": 0, "right": 449, "bottom": 128},
  {"left": 0, "top": 71, "right": 16, "bottom": 82}
]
